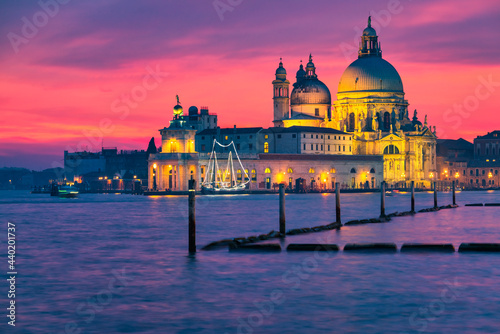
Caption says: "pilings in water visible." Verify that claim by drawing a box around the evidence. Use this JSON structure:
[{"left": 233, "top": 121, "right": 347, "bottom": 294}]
[
  {"left": 279, "top": 184, "right": 286, "bottom": 235},
  {"left": 433, "top": 181, "right": 438, "bottom": 209},
  {"left": 380, "top": 181, "right": 386, "bottom": 217},
  {"left": 452, "top": 180, "right": 456, "bottom": 206},
  {"left": 411, "top": 181, "right": 415, "bottom": 213},
  {"left": 188, "top": 179, "right": 196, "bottom": 254},
  {"left": 335, "top": 182, "right": 341, "bottom": 224}
]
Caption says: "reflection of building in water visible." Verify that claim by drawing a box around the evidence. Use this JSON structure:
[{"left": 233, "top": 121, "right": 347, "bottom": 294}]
[{"left": 148, "top": 17, "right": 440, "bottom": 191}]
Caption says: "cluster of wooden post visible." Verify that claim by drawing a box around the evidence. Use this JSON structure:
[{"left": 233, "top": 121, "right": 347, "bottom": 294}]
[{"left": 187, "top": 179, "right": 458, "bottom": 253}]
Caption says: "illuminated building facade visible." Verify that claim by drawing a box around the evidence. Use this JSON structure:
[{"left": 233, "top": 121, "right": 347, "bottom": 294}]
[
  {"left": 272, "top": 17, "right": 438, "bottom": 186},
  {"left": 148, "top": 17, "right": 442, "bottom": 191}
]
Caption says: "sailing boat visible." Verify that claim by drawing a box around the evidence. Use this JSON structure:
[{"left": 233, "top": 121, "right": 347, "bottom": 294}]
[{"left": 201, "top": 139, "right": 250, "bottom": 194}]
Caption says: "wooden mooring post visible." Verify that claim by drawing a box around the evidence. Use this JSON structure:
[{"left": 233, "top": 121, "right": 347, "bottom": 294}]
[
  {"left": 433, "top": 181, "right": 438, "bottom": 209},
  {"left": 411, "top": 180, "right": 415, "bottom": 213},
  {"left": 279, "top": 184, "right": 286, "bottom": 235},
  {"left": 335, "top": 182, "right": 341, "bottom": 223},
  {"left": 188, "top": 179, "right": 196, "bottom": 253},
  {"left": 452, "top": 180, "right": 456, "bottom": 206},
  {"left": 380, "top": 181, "right": 386, "bottom": 217}
]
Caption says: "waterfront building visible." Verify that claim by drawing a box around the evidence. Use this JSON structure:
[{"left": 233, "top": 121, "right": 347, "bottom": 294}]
[
  {"left": 438, "top": 131, "right": 500, "bottom": 188},
  {"left": 149, "top": 101, "right": 383, "bottom": 192},
  {"left": 64, "top": 142, "right": 156, "bottom": 191},
  {"left": 148, "top": 17, "right": 441, "bottom": 191}
]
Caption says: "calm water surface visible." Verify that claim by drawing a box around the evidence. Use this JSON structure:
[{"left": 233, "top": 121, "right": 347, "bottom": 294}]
[{"left": 1, "top": 190, "right": 500, "bottom": 333}]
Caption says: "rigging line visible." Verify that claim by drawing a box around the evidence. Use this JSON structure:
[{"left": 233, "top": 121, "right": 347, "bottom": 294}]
[
  {"left": 213, "top": 140, "right": 236, "bottom": 148},
  {"left": 232, "top": 141, "right": 250, "bottom": 180}
]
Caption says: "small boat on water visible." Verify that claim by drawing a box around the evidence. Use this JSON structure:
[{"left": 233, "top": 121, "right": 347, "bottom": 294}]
[
  {"left": 385, "top": 190, "right": 393, "bottom": 196},
  {"left": 57, "top": 185, "right": 79, "bottom": 198}
]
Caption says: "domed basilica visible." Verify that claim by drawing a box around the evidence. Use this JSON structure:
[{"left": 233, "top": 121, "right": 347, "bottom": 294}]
[{"left": 272, "top": 17, "right": 437, "bottom": 184}]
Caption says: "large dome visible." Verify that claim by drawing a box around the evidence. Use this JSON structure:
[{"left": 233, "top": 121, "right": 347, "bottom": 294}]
[
  {"left": 338, "top": 57, "right": 403, "bottom": 93},
  {"left": 291, "top": 79, "right": 331, "bottom": 105}
]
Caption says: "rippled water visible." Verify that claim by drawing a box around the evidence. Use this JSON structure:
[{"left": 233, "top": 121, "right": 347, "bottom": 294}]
[{"left": 1, "top": 190, "right": 500, "bottom": 333}]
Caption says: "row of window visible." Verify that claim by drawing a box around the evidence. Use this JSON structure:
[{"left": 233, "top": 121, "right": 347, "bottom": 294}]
[
  {"left": 303, "top": 134, "right": 351, "bottom": 140},
  {"left": 467, "top": 169, "right": 499, "bottom": 176},
  {"left": 303, "top": 144, "right": 351, "bottom": 152},
  {"left": 200, "top": 135, "right": 254, "bottom": 141},
  {"left": 259, "top": 167, "right": 375, "bottom": 174},
  {"left": 200, "top": 143, "right": 253, "bottom": 152}
]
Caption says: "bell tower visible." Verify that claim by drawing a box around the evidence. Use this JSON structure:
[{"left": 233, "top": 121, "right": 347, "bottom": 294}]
[{"left": 272, "top": 58, "right": 290, "bottom": 127}]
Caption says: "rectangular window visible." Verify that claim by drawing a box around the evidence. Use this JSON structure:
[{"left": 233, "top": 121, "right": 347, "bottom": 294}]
[
  {"left": 303, "top": 134, "right": 306, "bottom": 138},
  {"left": 303, "top": 144, "right": 306, "bottom": 150},
  {"left": 292, "top": 134, "right": 296, "bottom": 138},
  {"left": 334, "top": 136, "right": 336, "bottom": 140},
  {"left": 277, "top": 134, "right": 282, "bottom": 139},
  {"left": 321, "top": 135, "right": 323, "bottom": 139},
  {"left": 339, "top": 145, "right": 341, "bottom": 151},
  {"left": 343, "top": 145, "right": 345, "bottom": 152},
  {"left": 316, "top": 144, "right": 318, "bottom": 150},
  {"left": 349, "top": 146, "right": 351, "bottom": 152},
  {"left": 236, "top": 143, "right": 240, "bottom": 150},
  {"left": 249, "top": 144, "right": 253, "bottom": 150},
  {"left": 316, "top": 135, "right": 318, "bottom": 139},
  {"left": 343, "top": 136, "right": 345, "bottom": 140},
  {"left": 328, "top": 145, "right": 330, "bottom": 151},
  {"left": 201, "top": 145, "right": 206, "bottom": 151},
  {"left": 201, "top": 136, "right": 205, "bottom": 140},
  {"left": 237, "top": 136, "right": 240, "bottom": 139},
  {"left": 328, "top": 135, "right": 330, "bottom": 139},
  {"left": 315, "top": 108, "right": 319, "bottom": 116},
  {"left": 311, "top": 144, "right": 314, "bottom": 150},
  {"left": 311, "top": 134, "right": 313, "bottom": 138},
  {"left": 249, "top": 135, "right": 253, "bottom": 139},
  {"left": 321, "top": 145, "right": 323, "bottom": 150}
]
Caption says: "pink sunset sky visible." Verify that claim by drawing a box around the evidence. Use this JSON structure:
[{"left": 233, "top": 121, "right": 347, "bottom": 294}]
[{"left": 0, "top": 0, "right": 499, "bottom": 170}]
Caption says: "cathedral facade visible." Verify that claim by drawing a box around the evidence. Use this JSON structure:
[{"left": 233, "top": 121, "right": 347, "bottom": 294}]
[{"left": 272, "top": 17, "right": 437, "bottom": 186}]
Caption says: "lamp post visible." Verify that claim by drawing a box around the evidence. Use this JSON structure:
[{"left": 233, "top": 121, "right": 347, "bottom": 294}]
[{"left": 153, "top": 163, "right": 157, "bottom": 191}]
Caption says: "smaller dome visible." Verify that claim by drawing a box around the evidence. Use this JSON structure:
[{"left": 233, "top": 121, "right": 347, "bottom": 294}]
[
  {"left": 173, "top": 104, "right": 183, "bottom": 116},
  {"left": 276, "top": 66, "right": 286, "bottom": 75},
  {"left": 296, "top": 63, "right": 306, "bottom": 80},
  {"left": 306, "top": 58, "right": 314, "bottom": 69},
  {"left": 276, "top": 58, "right": 287, "bottom": 76},
  {"left": 363, "top": 26, "right": 377, "bottom": 36},
  {"left": 188, "top": 106, "right": 198, "bottom": 115}
]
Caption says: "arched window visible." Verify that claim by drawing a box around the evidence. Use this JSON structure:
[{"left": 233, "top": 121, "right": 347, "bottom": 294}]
[
  {"left": 348, "top": 113, "right": 355, "bottom": 132},
  {"left": 370, "top": 168, "right": 376, "bottom": 173},
  {"left": 383, "top": 145, "right": 400, "bottom": 154},
  {"left": 265, "top": 168, "right": 271, "bottom": 173},
  {"left": 383, "top": 112, "right": 391, "bottom": 131},
  {"left": 287, "top": 168, "right": 293, "bottom": 173},
  {"left": 309, "top": 168, "right": 315, "bottom": 174},
  {"left": 264, "top": 142, "right": 269, "bottom": 153},
  {"left": 251, "top": 169, "right": 257, "bottom": 182},
  {"left": 330, "top": 168, "right": 336, "bottom": 173},
  {"left": 350, "top": 168, "right": 356, "bottom": 173}
]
